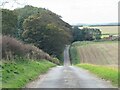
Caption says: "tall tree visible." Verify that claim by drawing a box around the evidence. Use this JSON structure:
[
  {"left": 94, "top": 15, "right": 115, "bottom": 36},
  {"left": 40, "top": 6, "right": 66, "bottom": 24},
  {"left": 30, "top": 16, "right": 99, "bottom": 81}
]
[
  {"left": 2, "top": 9, "right": 17, "bottom": 37},
  {"left": 72, "top": 26, "right": 101, "bottom": 41},
  {"left": 22, "top": 13, "right": 72, "bottom": 58}
]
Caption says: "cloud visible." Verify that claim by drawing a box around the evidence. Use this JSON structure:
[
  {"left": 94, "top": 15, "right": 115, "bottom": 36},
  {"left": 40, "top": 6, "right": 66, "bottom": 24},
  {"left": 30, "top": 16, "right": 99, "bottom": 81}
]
[{"left": 2, "top": 0, "right": 119, "bottom": 24}]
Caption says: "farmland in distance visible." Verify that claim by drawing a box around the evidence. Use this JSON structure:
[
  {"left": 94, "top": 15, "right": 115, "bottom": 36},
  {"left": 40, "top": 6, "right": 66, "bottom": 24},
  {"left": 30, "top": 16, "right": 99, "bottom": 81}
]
[
  {"left": 90, "top": 26, "right": 118, "bottom": 38},
  {"left": 89, "top": 26, "right": 118, "bottom": 35},
  {"left": 79, "top": 26, "right": 118, "bottom": 38}
]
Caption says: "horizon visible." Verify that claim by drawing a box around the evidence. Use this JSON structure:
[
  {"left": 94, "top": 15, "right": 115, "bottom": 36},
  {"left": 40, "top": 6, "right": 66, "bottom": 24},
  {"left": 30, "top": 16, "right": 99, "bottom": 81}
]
[{"left": 0, "top": 0, "right": 119, "bottom": 25}]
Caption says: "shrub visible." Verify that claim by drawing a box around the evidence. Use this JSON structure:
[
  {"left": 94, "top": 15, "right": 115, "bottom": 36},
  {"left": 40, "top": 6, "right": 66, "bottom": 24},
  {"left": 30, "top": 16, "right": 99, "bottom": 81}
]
[
  {"left": 1, "top": 35, "right": 53, "bottom": 61},
  {"left": 52, "top": 58, "right": 60, "bottom": 65}
]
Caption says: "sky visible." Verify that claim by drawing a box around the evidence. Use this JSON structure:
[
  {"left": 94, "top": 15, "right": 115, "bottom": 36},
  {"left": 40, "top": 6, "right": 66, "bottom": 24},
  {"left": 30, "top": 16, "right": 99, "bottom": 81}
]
[{"left": 0, "top": 0, "right": 119, "bottom": 25}]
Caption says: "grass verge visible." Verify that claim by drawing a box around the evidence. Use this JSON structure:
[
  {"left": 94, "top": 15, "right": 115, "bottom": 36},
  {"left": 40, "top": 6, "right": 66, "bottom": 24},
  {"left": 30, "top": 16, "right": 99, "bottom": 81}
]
[
  {"left": 70, "top": 45, "right": 80, "bottom": 65},
  {"left": 76, "top": 64, "right": 119, "bottom": 86},
  {"left": 1, "top": 59, "right": 56, "bottom": 88}
]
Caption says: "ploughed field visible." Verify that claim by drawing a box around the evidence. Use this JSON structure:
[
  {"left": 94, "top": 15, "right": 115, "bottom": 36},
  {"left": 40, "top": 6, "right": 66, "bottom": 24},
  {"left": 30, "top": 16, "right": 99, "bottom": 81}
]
[{"left": 73, "top": 41, "right": 118, "bottom": 66}]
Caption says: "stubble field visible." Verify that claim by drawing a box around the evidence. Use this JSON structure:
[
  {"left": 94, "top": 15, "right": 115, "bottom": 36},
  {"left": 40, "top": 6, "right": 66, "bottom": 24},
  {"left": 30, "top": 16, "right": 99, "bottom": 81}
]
[{"left": 70, "top": 41, "right": 118, "bottom": 67}]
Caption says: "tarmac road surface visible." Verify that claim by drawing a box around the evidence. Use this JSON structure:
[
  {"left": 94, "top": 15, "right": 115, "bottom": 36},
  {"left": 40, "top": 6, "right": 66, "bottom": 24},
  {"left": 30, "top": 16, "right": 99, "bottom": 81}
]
[{"left": 26, "top": 45, "right": 115, "bottom": 88}]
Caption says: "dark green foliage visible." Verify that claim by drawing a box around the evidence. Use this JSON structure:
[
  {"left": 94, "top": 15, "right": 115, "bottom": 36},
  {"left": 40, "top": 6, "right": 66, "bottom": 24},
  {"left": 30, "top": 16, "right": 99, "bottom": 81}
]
[
  {"left": 2, "top": 9, "right": 17, "bottom": 36},
  {"left": 22, "top": 12, "right": 72, "bottom": 58},
  {"left": 11, "top": 5, "right": 73, "bottom": 59},
  {"left": 73, "top": 26, "right": 84, "bottom": 41},
  {"left": 14, "top": 5, "right": 71, "bottom": 39},
  {"left": 72, "top": 26, "right": 101, "bottom": 41},
  {"left": 70, "top": 45, "right": 80, "bottom": 65},
  {"left": 13, "top": 5, "right": 48, "bottom": 39}
]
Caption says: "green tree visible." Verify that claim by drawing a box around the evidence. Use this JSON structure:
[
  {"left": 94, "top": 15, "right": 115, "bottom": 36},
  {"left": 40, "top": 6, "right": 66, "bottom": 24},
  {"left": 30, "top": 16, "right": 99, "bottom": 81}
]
[
  {"left": 14, "top": 5, "right": 73, "bottom": 40},
  {"left": 72, "top": 26, "right": 101, "bottom": 41},
  {"left": 2, "top": 9, "right": 17, "bottom": 36},
  {"left": 22, "top": 14, "right": 72, "bottom": 58},
  {"left": 14, "top": 5, "right": 46, "bottom": 39}
]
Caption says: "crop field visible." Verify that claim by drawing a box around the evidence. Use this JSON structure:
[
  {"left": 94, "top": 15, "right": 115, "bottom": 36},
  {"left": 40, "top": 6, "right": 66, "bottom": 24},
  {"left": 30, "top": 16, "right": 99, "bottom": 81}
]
[
  {"left": 71, "top": 41, "right": 119, "bottom": 86},
  {"left": 89, "top": 26, "right": 118, "bottom": 35},
  {"left": 70, "top": 41, "right": 118, "bottom": 66}
]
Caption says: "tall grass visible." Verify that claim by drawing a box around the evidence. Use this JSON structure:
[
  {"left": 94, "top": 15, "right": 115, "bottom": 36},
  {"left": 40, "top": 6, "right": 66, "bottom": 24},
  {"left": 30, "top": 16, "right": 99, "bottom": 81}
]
[
  {"left": 69, "top": 45, "right": 80, "bottom": 65},
  {"left": 76, "top": 64, "right": 119, "bottom": 86}
]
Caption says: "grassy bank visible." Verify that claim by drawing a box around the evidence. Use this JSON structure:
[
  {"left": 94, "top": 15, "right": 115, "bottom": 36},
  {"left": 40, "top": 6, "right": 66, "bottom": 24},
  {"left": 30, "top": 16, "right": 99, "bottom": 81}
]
[
  {"left": 1, "top": 59, "right": 56, "bottom": 88},
  {"left": 70, "top": 45, "right": 80, "bottom": 65},
  {"left": 76, "top": 64, "right": 119, "bottom": 86}
]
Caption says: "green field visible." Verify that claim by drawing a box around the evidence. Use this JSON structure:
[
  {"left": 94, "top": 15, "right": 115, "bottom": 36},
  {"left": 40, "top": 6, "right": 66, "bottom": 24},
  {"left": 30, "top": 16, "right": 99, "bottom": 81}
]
[{"left": 1, "top": 59, "right": 56, "bottom": 88}]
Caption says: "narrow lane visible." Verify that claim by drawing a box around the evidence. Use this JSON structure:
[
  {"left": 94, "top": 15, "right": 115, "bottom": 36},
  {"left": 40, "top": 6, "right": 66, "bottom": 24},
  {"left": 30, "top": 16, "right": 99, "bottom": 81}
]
[
  {"left": 26, "top": 46, "right": 115, "bottom": 88},
  {"left": 64, "top": 45, "right": 71, "bottom": 66}
]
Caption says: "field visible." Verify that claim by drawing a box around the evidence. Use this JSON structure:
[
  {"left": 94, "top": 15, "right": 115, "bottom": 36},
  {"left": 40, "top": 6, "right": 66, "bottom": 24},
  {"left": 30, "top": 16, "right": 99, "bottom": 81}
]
[
  {"left": 70, "top": 41, "right": 119, "bottom": 86},
  {"left": 89, "top": 26, "right": 118, "bottom": 35},
  {"left": 70, "top": 41, "right": 118, "bottom": 66},
  {"left": 79, "top": 26, "right": 118, "bottom": 38}
]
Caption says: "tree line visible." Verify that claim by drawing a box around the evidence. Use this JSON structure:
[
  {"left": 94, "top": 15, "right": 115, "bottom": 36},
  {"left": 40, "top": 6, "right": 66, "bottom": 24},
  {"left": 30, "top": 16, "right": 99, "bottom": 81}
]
[
  {"left": 1, "top": 5, "right": 73, "bottom": 59},
  {"left": 1, "top": 5, "right": 102, "bottom": 60},
  {"left": 72, "top": 26, "right": 101, "bottom": 41}
]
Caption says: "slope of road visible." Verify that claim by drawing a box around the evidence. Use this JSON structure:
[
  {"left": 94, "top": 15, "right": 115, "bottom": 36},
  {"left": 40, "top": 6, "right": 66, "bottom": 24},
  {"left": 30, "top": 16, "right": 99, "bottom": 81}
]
[
  {"left": 26, "top": 46, "right": 115, "bottom": 88},
  {"left": 64, "top": 45, "right": 71, "bottom": 66}
]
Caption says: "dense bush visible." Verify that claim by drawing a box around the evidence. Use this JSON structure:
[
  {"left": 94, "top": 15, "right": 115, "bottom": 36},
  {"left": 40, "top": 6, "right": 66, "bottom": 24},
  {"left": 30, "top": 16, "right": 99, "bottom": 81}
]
[{"left": 1, "top": 35, "right": 53, "bottom": 61}]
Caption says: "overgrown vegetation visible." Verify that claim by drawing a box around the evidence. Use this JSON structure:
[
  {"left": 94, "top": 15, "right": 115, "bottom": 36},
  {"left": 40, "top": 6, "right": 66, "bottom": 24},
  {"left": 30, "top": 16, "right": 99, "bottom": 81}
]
[
  {"left": 1, "top": 59, "right": 56, "bottom": 88},
  {"left": 2, "top": 5, "right": 73, "bottom": 59},
  {"left": 69, "top": 45, "right": 80, "bottom": 65},
  {"left": 1, "top": 35, "right": 60, "bottom": 64},
  {"left": 76, "top": 64, "right": 119, "bottom": 86}
]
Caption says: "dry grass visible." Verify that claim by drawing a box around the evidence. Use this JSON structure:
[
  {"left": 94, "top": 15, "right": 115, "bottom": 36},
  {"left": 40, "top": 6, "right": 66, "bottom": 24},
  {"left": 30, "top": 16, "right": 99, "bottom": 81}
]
[{"left": 1, "top": 35, "right": 53, "bottom": 61}]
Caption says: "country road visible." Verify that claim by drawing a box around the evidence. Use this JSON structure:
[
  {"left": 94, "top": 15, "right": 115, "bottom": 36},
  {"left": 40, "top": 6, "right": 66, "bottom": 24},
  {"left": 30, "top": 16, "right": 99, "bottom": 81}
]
[{"left": 26, "top": 46, "right": 115, "bottom": 88}]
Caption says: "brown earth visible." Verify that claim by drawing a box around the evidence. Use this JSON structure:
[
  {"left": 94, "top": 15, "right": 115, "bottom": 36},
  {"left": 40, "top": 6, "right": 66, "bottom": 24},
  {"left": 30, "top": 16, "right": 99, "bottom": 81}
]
[{"left": 77, "top": 42, "right": 118, "bottom": 66}]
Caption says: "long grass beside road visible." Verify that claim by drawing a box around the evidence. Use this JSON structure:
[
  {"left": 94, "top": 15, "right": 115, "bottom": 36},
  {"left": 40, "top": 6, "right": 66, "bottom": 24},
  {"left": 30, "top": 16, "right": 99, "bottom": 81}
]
[
  {"left": 70, "top": 45, "right": 80, "bottom": 65},
  {"left": 1, "top": 59, "right": 56, "bottom": 88},
  {"left": 76, "top": 64, "right": 119, "bottom": 86}
]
